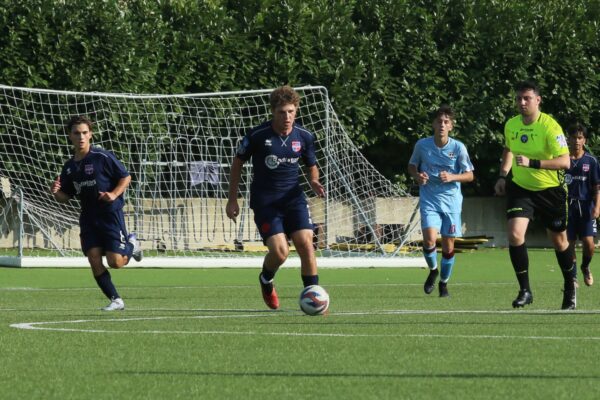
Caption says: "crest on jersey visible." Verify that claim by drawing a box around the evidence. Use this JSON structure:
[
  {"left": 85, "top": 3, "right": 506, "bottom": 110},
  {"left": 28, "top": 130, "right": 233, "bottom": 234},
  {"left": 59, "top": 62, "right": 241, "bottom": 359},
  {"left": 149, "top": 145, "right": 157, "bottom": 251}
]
[
  {"left": 265, "top": 155, "right": 279, "bottom": 169},
  {"left": 292, "top": 141, "right": 301, "bottom": 152},
  {"left": 520, "top": 135, "right": 528, "bottom": 143},
  {"left": 84, "top": 164, "right": 94, "bottom": 175},
  {"left": 583, "top": 163, "right": 590, "bottom": 172}
]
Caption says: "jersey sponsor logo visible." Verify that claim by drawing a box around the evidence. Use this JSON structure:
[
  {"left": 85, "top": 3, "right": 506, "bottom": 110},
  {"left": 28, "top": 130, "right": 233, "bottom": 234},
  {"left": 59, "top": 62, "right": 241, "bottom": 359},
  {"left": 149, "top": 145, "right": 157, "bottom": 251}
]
[
  {"left": 264, "top": 155, "right": 299, "bottom": 169},
  {"left": 556, "top": 134, "right": 568, "bottom": 148},
  {"left": 73, "top": 179, "right": 97, "bottom": 195},
  {"left": 520, "top": 134, "right": 528, "bottom": 143},
  {"left": 292, "top": 141, "right": 301, "bottom": 152},
  {"left": 84, "top": 164, "right": 94, "bottom": 175},
  {"left": 583, "top": 163, "right": 590, "bottom": 172}
]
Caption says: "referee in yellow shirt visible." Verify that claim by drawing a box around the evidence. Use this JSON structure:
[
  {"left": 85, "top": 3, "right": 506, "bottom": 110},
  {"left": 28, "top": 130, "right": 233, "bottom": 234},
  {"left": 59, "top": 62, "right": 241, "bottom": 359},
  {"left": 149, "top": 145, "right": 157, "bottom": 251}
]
[{"left": 494, "top": 80, "right": 575, "bottom": 310}]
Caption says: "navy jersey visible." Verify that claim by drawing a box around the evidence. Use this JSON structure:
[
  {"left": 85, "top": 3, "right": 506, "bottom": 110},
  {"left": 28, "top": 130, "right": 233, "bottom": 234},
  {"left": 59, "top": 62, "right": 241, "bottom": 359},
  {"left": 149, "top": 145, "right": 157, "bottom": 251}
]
[
  {"left": 566, "top": 152, "right": 600, "bottom": 202},
  {"left": 236, "top": 121, "right": 317, "bottom": 209},
  {"left": 59, "top": 147, "right": 130, "bottom": 216}
]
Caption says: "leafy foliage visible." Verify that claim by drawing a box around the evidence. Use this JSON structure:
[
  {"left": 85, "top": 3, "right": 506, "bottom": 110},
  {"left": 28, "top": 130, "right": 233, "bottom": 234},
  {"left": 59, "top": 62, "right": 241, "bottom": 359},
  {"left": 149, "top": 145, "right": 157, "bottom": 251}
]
[{"left": 1, "top": 0, "right": 599, "bottom": 194}]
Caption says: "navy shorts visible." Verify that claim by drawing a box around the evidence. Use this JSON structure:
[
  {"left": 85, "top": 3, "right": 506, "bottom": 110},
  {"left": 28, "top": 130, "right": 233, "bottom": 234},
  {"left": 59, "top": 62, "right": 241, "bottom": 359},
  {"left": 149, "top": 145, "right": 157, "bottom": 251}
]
[
  {"left": 567, "top": 200, "right": 597, "bottom": 240},
  {"left": 505, "top": 180, "right": 567, "bottom": 232},
  {"left": 253, "top": 198, "right": 313, "bottom": 244},
  {"left": 79, "top": 209, "right": 130, "bottom": 256}
]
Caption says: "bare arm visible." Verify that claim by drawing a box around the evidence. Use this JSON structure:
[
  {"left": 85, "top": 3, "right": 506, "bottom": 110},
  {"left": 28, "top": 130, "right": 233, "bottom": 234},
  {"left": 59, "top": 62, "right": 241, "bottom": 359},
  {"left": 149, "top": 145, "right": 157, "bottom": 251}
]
[
  {"left": 307, "top": 164, "right": 325, "bottom": 197},
  {"left": 408, "top": 163, "right": 429, "bottom": 186},
  {"left": 494, "top": 147, "right": 513, "bottom": 196},
  {"left": 593, "top": 187, "right": 600, "bottom": 219},
  {"left": 439, "top": 170, "right": 474, "bottom": 183},
  {"left": 515, "top": 153, "right": 570, "bottom": 170},
  {"left": 226, "top": 157, "right": 244, "bottom": 221},
  {"left": 50, "top": 176, "right": 71, "bottom": 203},
  {"left": 98, "top": 175, "right": 131, "bottom": 203}
]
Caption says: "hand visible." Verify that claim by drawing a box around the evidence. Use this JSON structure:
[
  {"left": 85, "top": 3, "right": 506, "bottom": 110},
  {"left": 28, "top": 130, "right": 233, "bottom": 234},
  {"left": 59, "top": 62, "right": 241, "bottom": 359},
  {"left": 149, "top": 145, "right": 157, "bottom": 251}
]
[
  {"left": 494, "top": 178, "right": 506, "bottom": 196},
  {"left": 226, "top": 199, "right": 240, "bottom": 222},
  {"left": 593, "top": 207, "right": 600, "bottom": 220},
  {"left": 439, "top": 171, "right": 453, "bottom": 183},
  {"left": 515, "top": 154, "right": 530, "bottom": 167},
  {"left": 414, "top": 171, "right": 429, "bottom": 185},
  {"left": 310, "top": 180, "right": 325, "bottom": 197},
  {"left": 98, "top": 191, "right": 117, "bottom": 203},
  {"left": 50, "top": 176, "right": 61, "bottom": 194}
]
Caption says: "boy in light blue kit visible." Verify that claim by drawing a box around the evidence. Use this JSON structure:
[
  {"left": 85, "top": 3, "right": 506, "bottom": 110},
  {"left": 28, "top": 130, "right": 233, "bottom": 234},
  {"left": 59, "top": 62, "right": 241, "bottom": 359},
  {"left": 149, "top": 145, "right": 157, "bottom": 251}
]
[{"left": 408, "top": 105, "right": 474, "bottom": 297}]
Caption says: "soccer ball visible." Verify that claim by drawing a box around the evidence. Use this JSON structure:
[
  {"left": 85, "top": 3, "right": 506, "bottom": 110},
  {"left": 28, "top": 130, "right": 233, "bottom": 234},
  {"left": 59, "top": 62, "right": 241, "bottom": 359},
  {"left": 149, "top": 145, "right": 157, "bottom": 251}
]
[{"left": 299, "top": 285, "right": 330, "bottom": 316}]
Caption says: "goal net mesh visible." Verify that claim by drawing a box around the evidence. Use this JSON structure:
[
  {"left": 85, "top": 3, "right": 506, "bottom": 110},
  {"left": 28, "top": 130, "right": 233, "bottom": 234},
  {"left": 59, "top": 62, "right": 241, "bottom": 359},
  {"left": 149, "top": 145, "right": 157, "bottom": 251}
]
[{"left": 0, "top": 85, "right": 421, "bottom": 266}]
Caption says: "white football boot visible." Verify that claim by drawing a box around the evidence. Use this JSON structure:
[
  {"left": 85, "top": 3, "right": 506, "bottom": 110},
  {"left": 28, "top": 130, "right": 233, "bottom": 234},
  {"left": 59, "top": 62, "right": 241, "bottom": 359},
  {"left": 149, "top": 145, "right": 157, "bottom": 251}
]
[{"left": 101, "top": 297, "right": 125, "bottom": 311}]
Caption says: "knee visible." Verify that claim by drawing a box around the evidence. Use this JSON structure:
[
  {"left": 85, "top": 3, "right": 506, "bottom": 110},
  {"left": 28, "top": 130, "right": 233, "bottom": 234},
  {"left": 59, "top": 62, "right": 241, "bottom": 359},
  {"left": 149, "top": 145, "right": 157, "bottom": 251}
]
[
  {"left": 270, "top": 245, "right": 289, "bottom": 264},
  {"left": 507, "top": 231, "right": 524, "bottom": 246},
  {"left": 106, "top": 256, "right": 126, "bottom": 269},
  {"left": 107, "top": 261, "right": 124, "bottom": 269}
]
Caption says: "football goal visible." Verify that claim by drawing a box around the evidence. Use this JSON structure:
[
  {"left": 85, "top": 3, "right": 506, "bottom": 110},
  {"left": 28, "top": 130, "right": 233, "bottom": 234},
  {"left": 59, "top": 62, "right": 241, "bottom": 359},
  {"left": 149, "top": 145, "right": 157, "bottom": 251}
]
[{"left": 0, "top": 84, "right": 423, "bottom": 267}]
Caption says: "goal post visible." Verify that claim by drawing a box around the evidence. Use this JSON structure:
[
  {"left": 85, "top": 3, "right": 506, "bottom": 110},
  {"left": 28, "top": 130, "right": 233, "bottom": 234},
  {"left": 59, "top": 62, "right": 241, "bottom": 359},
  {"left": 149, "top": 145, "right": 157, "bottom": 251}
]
[{"left": 0, "top": 84, "right": 424, "bottom": 268}]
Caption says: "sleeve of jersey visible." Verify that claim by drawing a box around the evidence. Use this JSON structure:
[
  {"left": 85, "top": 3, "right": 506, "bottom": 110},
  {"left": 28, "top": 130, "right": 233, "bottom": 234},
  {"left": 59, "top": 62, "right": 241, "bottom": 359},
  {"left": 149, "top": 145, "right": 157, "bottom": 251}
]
[
  {"left": 106, "top": 151, "right": 130, "bottom": 179},
  {"left": 503, "top": 124, "right": 511, "bottom": 150},
  {"left": 547, "top": 124, "right": 569, "bottom": 157},
  {"left": 591, "top": 157, "right": 600, "bottom": 187},
  {"left": 408, "top": 141, "right": 421, "bottom": 167},
  {"left": 458, "top": 143, "right": 474, "bottom": 172},
  {"left": 301, "top": 133, "right": 317, "bottom": 167},
  {"left": 235, "top": 134, "right": 253, "bottom": 162},
  {"left": 59, "top": 166, "right": 75, "bottom": 197}
]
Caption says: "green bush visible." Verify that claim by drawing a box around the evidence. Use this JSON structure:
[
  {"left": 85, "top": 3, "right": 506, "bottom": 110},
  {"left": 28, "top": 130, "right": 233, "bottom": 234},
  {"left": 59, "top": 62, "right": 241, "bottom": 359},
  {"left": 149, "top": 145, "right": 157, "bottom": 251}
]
[{"left": 0, "top": 0, "right": 598, "bottom": 195}]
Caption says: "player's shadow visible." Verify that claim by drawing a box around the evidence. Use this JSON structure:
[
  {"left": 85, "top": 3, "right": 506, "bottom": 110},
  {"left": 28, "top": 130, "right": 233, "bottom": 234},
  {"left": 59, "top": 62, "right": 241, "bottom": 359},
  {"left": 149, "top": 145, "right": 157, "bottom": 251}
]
[{"left": 118, "top": 370, "right": 600, "bottom": 380}]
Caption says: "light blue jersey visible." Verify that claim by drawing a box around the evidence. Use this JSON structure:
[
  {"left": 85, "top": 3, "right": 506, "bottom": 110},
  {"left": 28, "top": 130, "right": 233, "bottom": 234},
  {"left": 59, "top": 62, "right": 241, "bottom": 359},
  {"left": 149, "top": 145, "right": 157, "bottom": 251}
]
[{"left": 408, "top": 137, "right": 473, "bottom": 213}]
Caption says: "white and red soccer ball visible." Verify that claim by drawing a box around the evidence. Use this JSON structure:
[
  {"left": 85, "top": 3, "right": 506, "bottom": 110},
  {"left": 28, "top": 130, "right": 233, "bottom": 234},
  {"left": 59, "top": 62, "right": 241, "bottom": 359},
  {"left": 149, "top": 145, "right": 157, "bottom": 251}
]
[{"left": 299, "top": 285, "right": 330, "bottom": 316}]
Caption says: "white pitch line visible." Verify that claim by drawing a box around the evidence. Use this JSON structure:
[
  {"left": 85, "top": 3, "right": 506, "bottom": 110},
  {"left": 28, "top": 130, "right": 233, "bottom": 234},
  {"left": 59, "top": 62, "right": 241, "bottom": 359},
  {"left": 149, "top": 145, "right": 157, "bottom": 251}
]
[
  {"left": 0, "top": 282, "right": 518, "bottom": 292},
  {"left": 9, "top": 310, "right": 600, "bottom": 341}
]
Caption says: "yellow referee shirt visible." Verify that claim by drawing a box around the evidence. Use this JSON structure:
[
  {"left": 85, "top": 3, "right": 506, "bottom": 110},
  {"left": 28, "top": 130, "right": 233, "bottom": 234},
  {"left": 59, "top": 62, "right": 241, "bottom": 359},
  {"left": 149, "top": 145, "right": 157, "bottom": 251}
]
[{"left": 504, "top": 112, "right": 568, "bottom": 191}]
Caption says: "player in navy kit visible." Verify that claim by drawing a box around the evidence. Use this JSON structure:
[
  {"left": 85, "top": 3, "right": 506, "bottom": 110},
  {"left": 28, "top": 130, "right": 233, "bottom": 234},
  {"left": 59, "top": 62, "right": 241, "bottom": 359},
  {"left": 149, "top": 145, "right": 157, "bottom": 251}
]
[
  {"left": 226, "top": 86, "right": 325, "bottom": 310},
  {"left": 565, "top": 123, "right": 600, "bottom": 287},
  {"left": 50, "top": 115, "right": 142, "bottom": 311}
]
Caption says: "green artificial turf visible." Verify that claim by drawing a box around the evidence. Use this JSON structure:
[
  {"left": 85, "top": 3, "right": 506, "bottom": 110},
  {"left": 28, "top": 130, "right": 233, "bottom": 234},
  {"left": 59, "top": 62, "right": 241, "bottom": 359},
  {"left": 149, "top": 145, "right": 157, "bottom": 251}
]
[{"left": 1, "top": 248, "right": 599, "bottom": 399}]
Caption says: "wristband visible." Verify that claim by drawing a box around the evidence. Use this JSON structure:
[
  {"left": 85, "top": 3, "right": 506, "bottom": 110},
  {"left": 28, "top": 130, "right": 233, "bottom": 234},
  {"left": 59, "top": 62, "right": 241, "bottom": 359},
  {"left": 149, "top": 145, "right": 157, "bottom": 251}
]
[{"left": 529, "top": 159, "right": 541, "bottom": 169}]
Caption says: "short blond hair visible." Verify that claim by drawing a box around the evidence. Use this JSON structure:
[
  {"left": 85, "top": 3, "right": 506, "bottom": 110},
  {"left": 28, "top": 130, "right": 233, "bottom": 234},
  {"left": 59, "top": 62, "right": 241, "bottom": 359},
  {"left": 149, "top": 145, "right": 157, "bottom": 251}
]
[{"left": 269, "top": 85, "right": 300, "bottom": 110}]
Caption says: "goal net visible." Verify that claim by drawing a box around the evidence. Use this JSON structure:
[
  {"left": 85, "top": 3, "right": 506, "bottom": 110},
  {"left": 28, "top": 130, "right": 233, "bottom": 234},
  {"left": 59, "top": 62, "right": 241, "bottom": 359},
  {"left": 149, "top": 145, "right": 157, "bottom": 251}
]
[{"left": 0, "top": 84, "right": 423, "bottom": 268}]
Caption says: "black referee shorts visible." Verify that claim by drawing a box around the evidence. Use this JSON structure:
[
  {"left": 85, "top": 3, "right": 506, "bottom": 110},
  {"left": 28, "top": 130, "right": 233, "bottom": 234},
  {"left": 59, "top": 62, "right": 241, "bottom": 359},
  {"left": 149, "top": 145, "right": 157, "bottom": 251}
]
[{"left": 505, "top": 180, "right": 567, "bottom": 232}]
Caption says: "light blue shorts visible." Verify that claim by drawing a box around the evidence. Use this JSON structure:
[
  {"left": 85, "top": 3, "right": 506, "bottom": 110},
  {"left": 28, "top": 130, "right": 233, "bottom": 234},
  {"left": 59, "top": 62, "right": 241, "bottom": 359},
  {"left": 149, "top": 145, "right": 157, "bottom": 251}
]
[{"left": 420, "top": 210, "right": 462, "bottom": 237}]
